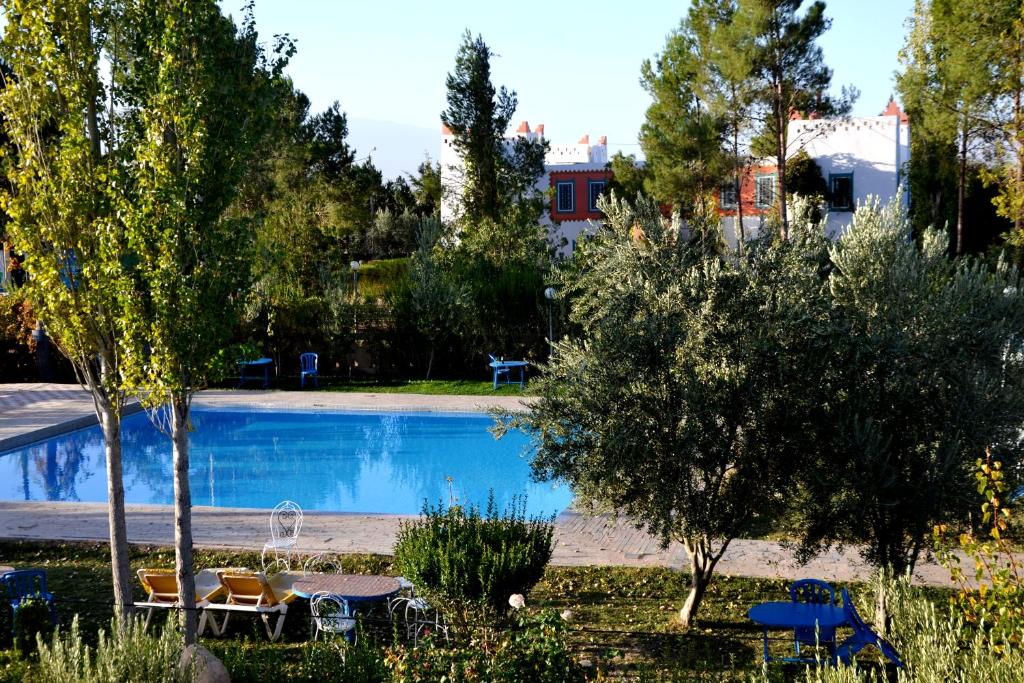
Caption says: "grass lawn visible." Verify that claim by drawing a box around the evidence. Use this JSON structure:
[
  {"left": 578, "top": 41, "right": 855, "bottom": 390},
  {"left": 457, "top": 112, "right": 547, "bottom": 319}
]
[
  {"left": 315, "top": 378, "right": 536, "bottom": 396},
  {"left": 0, "top": 540, "right": 896, "bottom": 681}
]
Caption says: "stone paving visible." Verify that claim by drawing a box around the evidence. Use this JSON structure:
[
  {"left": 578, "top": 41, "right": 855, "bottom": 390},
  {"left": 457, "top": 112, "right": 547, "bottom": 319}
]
[{"left": 0, "top": 383, "right": 964, "bottom": 585}]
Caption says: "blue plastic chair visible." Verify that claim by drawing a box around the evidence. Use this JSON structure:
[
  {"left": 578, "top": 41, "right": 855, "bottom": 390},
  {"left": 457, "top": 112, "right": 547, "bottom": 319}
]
[
  {"left": 835, "top": 588, "right": 903, "bottom": 668},
  {"left": 300, "top": 352, "right": 318, "bottom": 388},
  {"left": 789, "top": 579, "right": 837, "bottom": 656},
  {"left": 0, "top": 570, "right": 57, "bottom": 632}
]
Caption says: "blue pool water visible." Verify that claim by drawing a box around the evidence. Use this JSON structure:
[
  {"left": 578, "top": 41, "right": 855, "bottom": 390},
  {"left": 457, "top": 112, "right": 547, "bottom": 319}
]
[{"left": 0, "top": 410, "right": 571, "bottom": 516}]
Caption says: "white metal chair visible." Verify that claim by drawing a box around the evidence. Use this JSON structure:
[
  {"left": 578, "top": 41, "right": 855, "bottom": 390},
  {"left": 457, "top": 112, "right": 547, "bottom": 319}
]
[
  {"left": 388, "top": 577, "right": 448, "bottom": 645},
  {"left": 310, "top": 591, "right": 357, "bottom": 642},
  {"left": 261, "top": 500, "right": 303, "bottom": 571},
  {"left": 303, "top": 553, "right": 342, "bottom": 576}
]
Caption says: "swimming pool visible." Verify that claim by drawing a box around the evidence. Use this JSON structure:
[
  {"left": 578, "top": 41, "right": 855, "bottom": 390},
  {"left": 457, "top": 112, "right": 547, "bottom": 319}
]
[{"left": 0, "top": 409, "right": 572, "bottom": 517}]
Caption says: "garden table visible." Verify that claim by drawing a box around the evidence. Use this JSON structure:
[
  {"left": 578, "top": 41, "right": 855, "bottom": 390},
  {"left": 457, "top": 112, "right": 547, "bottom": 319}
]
[
  {"left": 489, "top": 359, "right": 528, "bottom": 389},
  {"left": 0, "top": 566, "right": 12, "bottom": 576},
  {"left": 237, "top": 357, "right": 274, "bottom": 389},
  {"left": 748, "top": 601, "right": 848, "bottom": 663},
  {"left": 291, "top": 574, "right": 401, "bottom": 605}
]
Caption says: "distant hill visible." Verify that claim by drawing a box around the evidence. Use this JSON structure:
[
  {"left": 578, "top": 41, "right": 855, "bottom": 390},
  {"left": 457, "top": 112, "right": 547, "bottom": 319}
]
[{"left": 347, "top": 117, "right": 438, "bottom": 181}]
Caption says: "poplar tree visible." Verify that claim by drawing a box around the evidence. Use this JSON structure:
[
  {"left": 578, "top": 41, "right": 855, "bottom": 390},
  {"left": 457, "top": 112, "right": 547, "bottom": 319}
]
[
  {"left": 0, "top": 0, "right": 138, "bottom": 618},
  {"left": 113, "top": 0, "right": 289, "bottom": 644}
]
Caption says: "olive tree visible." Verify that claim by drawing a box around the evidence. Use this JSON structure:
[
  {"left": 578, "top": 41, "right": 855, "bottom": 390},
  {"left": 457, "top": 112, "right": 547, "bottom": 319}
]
[
  {"left": 508, "top": 194, "right": 831, "bottom": 627},
  {"left": 794, "top": 197, "right": 1024, "bottom": 627}
]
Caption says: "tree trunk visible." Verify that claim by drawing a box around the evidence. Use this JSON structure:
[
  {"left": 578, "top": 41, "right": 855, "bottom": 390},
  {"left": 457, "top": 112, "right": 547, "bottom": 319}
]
[
  {"left": 100, "top": 407, "right": 132, "bottom": 615},
  {"left": 171, "top": 396, "right": 198, "bottom": 644},
  {"left": 775, "top": 80, "right": 789, "bottom": 240},
  {"left": 734, "top": 124, "right": 745, "bottom": 256},
  {"left": 425, "top": 347, "right": 435, "bottom": 380},
  {"left": 98, "top": 402, "right": 132, "bottom": 619},
  {"left": 956, "top": 125, "right": 968, "bottom": 256},
  {"left": 679, "top": 537, "right": 727, "bottom": 628}
]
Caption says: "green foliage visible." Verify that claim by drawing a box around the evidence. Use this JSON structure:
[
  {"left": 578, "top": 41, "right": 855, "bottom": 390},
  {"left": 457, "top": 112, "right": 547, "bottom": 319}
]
[
  {"left": 605, "top": 152, "right": 651, "bottom": 203},
  {"left": 512, "top": 193, "right": 831, "bottom": 626},
  {"left": 794, "top": 197, "right": 1024, "bottom": 586},
  {"left": 384, "top": 610, "right": 584, "bottom": 683},
  {"left": 935, "top": 457, "right": 1024, "bottom": 651},
  {"left": 212, "top": 635, "right": 387, "bottom": 683},
  {"left": 441, "top": 31, "right": 547, "bottom": 223},
  {"left": 393, "top": 495, "right": 554, "bottom": 632},
  {"left": 785, "top": 149, "right": 828, "bottom": 200},
  {"left": 640, "top": 25, "right": 731, "bottom": 206},
  {"left": 898, "top": 0, "right": 1022, "bottom": 254},
  {"left": 35, "top": 616, "right": 190, "bottom": 683},
  {"left": 794, "top": 577, "right": 1024, "bottom": 682},
  {"left": 12, "top": 597, "right": 53, "bottom": 656}
]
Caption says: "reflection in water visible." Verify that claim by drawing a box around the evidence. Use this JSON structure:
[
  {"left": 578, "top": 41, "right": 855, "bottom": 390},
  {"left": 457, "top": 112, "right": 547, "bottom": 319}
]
[{"left": 0, "top": 410, "right": 572, "bottom": 516}]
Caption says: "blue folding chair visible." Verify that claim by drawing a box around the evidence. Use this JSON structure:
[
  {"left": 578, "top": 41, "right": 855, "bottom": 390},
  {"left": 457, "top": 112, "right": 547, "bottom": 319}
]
[
  {"left": 0, "top": 570, "right": 57, "bottom": 633},
  {"left": 300, "top": 352, "right": 318, "bottom": 388},
  {"left": 790, "top": 579, "right": 837, "bottom": 656},
  {"left": 835, "top": 588, "right": 903, "bottom": 668}
]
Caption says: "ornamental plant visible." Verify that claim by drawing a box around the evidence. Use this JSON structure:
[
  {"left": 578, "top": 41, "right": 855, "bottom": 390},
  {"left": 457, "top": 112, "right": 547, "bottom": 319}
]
[
  {"left": 393, "top": 493, "right": 554, "bottom": 633},
  {"left": 935, "top": 454, "right": 1024, "bottom": 652}
]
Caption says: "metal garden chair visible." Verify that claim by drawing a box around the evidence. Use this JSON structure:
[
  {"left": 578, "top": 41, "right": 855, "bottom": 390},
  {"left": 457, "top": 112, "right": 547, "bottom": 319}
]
[
  {"left": 835, "top": 588, "right": 903, "bottom": 668},
  {"left": 262, "top": 500, "right": 303, "bottom": 571},
  {"left": 0, "top": 570, "right": 56, "bottom": 633},
  {"left": 300, "top": 352, "right": 318, "bottom": 388},
  {"left": 310, "top": 591, "right": 357, "bottom": 643},
  {"left": 789, "top": 578, "right": 837, "bottom": 656},
  {"left": 388, "top": 578, "right": 448, "bottom": 646}
]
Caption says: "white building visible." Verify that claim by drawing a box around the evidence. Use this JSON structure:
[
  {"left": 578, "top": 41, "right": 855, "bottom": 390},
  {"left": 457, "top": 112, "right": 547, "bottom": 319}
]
[{"left": 440, "top": 121, "right": 611, "bottom": 255}]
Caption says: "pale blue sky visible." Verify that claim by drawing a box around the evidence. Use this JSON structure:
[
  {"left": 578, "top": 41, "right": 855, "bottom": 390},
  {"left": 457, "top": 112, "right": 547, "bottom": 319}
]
[{"left": 233, "top": 1, "right": 916, "bottom": 179}]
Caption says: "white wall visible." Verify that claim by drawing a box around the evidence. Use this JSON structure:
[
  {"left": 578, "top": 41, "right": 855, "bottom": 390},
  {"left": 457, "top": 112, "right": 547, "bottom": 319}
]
[{"left": 789, "top": 115, "right": 909, "bottom": 237}]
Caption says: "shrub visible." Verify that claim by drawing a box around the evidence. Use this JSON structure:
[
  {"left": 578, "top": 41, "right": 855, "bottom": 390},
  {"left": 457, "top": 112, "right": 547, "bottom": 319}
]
[
  {"left": 393, "top": 494, "right": 554, "bottom": 631},
  {"left": 12, "top": 597, "right": 53, "bottom": 656},
  {"left": 787, "top": 577, "right": 1024, "bottom": 683},
  {"left": 384, "top": 610, "right": 584, "bottom": 683},
  {"left": 935, "top": 455, "right": 1024, "bottom": 651},
  {"left": 34, "top": 616, "right": 190, "bottom": 683}
]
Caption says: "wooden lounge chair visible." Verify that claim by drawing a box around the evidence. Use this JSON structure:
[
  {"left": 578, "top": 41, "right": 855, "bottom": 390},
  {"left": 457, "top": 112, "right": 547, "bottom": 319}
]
[
  {"left": 206, "top": 570, "right": 299, "bottom": 642},
  {"left": 134, "top": 568, "right": 225, "bottom": 636}
]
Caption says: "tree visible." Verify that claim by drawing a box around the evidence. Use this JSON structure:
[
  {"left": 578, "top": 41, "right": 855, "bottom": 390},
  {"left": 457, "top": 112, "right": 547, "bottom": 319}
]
[
  {"left": 640, "top": 26, "right": 731, "bottom": 211},
  {"left": 398, "top": 218, "right": 469, "bottom": 379},
  {"left": 113, "top": 0, "right": 289, "bottom": 644},
  {"left": 741, "top": 0, "right": 852, "bottom": 238},
  {"left": 510, "top": 195, "right": 830, "bottom": 627},
  {"left": 898, "top": 0, "right": 1016, "bottom": 255},
  {"left": 0, "top": 0, "right": 138, "bottom": 618},
  {"left": 441, "top": 31, "right": 546, "bottom": 223},
  {"left": 690, "top": 0, "right": 761, "bottom": 249},
  {"left": 604, "top": 152, "right": 651, "bottom": 203},
  {"left": 409, "top": 158, "right": 442, "bottom": 215},
  {"left": 793, "top": 197, "right": 1024, "bottom": 627},
  {"left": 785, "top": 149, "right": 827, "bottom": 200}
]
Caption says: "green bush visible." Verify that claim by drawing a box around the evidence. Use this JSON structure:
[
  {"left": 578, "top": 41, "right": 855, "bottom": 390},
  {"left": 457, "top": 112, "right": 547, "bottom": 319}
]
[
  {"left": 35, "top": 616, "right": 190, "bottom": 683},
  {"left": 393, "top": 494, "right": 554, "bottom": 631},
  {"left": 385, "top": 610, "right": 584, "bottom": 683},
  {"left": 13, "top": 597, "right": 53, "bottom": 656}
]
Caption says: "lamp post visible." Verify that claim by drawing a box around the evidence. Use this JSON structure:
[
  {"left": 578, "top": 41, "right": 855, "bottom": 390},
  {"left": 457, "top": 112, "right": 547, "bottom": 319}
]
[
  {"left": 350, "top": 260, "right": 361, "bottom": 301},
  {"left": 544, "top": 286, "right": 556, "bottom": 360}
]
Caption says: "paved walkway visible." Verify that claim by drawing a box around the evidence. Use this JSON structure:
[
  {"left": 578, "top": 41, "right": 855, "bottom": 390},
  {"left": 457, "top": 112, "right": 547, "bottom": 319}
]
[{"left": 0, "top": 383, "right": 962, "bottom": 586}]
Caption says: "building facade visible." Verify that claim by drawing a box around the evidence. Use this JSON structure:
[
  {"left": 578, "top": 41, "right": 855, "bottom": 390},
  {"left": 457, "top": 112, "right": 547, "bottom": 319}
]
[{"left": 440, "top": 101, "right": 910, "bottom": 253}]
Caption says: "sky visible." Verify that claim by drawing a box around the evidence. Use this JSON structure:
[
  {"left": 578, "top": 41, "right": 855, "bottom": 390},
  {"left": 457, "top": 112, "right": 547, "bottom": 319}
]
[{"left": 232, "top": 0, "right": 917, "bottom": 180}]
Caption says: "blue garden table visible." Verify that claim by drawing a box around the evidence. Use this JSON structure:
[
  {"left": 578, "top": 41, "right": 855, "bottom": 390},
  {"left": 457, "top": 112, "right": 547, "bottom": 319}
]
[
  {"left": 237, "top": 357, "right": 274, "bottom": 389},
  {"left": 748, "top": 601, "right": 848, "bottom": 663},
  {"left": 489, "top": 359, "right": 528, "bottom": 389}
]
